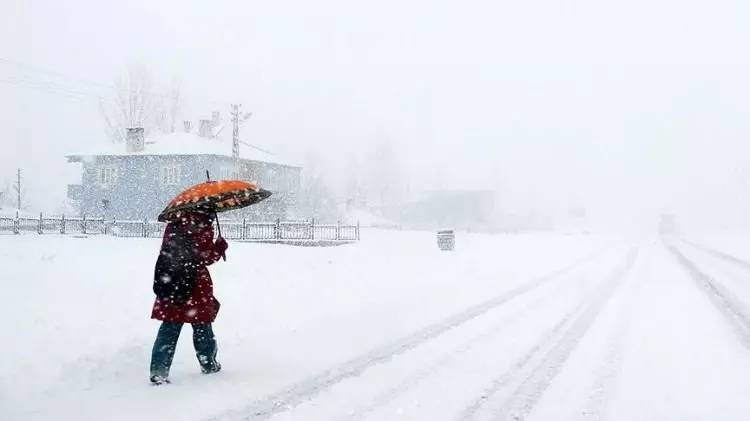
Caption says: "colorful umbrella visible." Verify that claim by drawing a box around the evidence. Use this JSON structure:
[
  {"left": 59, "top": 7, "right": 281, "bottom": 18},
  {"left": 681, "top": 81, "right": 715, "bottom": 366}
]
[{"left": 158, "top": 178, "right": 272, "bottom": 222}]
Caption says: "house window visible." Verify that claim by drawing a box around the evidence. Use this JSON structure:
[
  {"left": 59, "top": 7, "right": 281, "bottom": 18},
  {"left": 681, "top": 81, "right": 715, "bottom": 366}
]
[
  {"left": 161, "top": 166, "right": 181, "bottom": 185},
  {"left": 99, "top": 167, "right": 117, "bottom": 186}
]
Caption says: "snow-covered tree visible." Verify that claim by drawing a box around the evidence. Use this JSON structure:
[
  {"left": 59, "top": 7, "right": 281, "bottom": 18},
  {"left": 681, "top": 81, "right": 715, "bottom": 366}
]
[
  {"left": 164, "top": 77, "right": 182, "bottom": 134},
  {"left": 99, "top": 64, "right": 183, "bottom": 143},
  {"left": 0, "top": 180, "right": 10, "bottom": 210},
  {"left": 362, "top": 134, "right": 405, "bottom": 217},
  {"left": 298, "top": 149, "right": 337, "bottom": 221},
  {"left": 342, "top": 151, "right": 365, "bottom": 209}
]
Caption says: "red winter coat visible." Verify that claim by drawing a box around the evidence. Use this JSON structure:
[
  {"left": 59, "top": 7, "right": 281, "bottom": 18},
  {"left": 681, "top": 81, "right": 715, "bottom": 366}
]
[{"left": 151, "top": 219, "right": 225, "bottom": 324}]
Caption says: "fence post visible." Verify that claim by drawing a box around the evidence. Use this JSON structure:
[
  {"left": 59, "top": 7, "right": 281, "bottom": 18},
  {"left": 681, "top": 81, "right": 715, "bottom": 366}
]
[
  {"left": 143, "top": 219, "right": 148, "bottom": 238},
  {"left": 13, "top": 211, "right": 19, "bottom": 235},
  {"left": 38, "top": 212, "right": 43, "bottom": 234},
  {"left": 275, "top": 218, "right": 281, "bottom": 240},
  {"left": 82, "top": 214, "right": 87, "bottom": 234},
  {"left": 61, "top": 214, "right": 66, "bottom": 235},
  {"left": 336, "top": 220, "right": 341, "bottom": 241},
  {"left": 356, "top": 221, "right": 360, "bottom": 241},
  {"left": 242, "top": 218, "right": 247, "bottom": 240},
  {"left": 310, "top": 218, "right": 315, "bottom": 240}
]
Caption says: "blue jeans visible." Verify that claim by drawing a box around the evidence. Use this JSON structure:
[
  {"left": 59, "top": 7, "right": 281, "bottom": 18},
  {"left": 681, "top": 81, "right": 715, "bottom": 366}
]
[{"left": 150, "top": 322, "right": 218, "bottom": 378}]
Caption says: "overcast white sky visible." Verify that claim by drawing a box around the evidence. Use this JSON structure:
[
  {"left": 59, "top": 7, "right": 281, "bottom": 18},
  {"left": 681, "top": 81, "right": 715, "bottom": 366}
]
[{"left": 2, "top": 0, "right": 750, "bottom": 228}]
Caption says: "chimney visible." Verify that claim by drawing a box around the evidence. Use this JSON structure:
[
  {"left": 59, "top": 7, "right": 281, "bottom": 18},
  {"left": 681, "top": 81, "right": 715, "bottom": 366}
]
[
  {"left": 199, "top": 119, "right": 212, "bottom": 138},
  {"left": 183, "top": 120, "right": 192, "bottom": 133},
  {"left": 211, "top": 111, "right": 221, "bottom": 126},
  {"left": 125, "top": 127, "right": 145, "bottom": 153}
]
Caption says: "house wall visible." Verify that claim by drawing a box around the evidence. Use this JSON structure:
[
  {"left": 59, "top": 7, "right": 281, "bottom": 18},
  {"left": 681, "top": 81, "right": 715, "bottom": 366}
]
[
  {"left": 251, "top": 161, "right": 301, "bottom": 219},
  {"left": 214, "top": 157, "right": 301, "bottom": 220},
  {"left": 75, "top": 155, "right": 217, "bottom": 219},
  {"left": 70, "top": 155, "right": 302, "bottom": 221}
]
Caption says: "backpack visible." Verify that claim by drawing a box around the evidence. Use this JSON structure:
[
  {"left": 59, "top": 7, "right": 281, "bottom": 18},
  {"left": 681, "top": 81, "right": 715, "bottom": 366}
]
[{"left": 153, "top": 225, "right": 199, "bottom": 304}]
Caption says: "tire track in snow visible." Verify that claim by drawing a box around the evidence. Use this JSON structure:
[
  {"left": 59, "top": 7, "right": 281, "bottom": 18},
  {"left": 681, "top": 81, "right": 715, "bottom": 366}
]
[
  {"left": 679, "top": 238, "right": 750, "bottom": 271},
  {"left": 459, "top": 247, "right": 638, "bottom": 421},
  {"left": 455, "top": 310, "right": 576, "bottom": 421},
  {"left": 666, "top": 242, "right": 750, "bottom": 349},
  {"left": 577, "top": 248, "right": 645, "bottom": 421},
  {"left": 337, "top": 272, "right": 575, "bottom": 421},
  {"left": 576, "top": 335, "right": 625, "bottom": 421},
  {"left": 208, "top": 249, "right": 608, "bottom": 421}
]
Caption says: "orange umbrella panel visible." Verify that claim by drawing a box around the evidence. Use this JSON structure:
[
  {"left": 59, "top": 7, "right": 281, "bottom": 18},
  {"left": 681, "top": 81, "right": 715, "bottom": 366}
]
[{"left": 158, "top": 180, "right": 272, "bottom": 222}]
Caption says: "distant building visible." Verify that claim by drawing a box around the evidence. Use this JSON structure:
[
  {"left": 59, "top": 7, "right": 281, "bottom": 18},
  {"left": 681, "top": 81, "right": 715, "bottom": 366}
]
[
  {"left": 399, "top": 190, "right": 497, "bottom": 230},
  {"left": 66, "top": 121, "right": 301, "bottom": 220}
]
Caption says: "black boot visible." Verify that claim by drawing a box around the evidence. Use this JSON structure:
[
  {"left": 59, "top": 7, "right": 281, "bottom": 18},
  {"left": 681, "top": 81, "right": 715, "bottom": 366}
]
[
  {"left": 201, "top": 361, "right": 222, "bottom": 374},
  {"left": 150, "top": 375, "right": 171, "bottom": 385}
]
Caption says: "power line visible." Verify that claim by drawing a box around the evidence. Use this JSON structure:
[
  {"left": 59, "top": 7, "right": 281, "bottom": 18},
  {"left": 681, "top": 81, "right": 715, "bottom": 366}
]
[
  {"left": 239, "top": 140, "right": 277, "bottom": 156},
  {"left": 0, "top": 57, "right": 112, "bottom": 88},
  {"left": 0, "top": 76, "right": 100, "bottom": 102},
  {"left": 0, "top": 57, "right": 224, "bottom": 106}
]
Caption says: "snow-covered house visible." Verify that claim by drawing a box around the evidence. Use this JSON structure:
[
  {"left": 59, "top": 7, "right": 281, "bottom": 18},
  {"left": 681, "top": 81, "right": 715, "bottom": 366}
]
[{"left": 66, "top": 123, "right": 301, "bottom": 220}]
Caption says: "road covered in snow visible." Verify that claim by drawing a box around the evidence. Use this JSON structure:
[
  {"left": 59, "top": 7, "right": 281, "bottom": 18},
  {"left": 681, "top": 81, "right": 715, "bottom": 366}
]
[{"left": 2, "top": 229, "right": 750, "bottom": 420}]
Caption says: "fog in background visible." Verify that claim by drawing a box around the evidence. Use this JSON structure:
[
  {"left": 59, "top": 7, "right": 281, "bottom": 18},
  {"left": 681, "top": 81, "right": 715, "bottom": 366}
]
[{"left": 3, "top": 0, "right": 750, "bottom": 233}]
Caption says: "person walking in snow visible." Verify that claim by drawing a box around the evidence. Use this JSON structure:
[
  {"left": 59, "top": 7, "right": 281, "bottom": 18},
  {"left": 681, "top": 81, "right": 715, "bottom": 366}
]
[{"left": 149, "top": 210, "right": 228, "bottom": 385}]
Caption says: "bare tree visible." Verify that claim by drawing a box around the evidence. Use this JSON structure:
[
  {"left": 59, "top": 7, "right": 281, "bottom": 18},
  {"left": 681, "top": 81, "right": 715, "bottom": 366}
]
[
  {"left": 363, "top": 134, "right": 404, "bottom": 216},
  {"left": 299, "top": 172, "right": 336, "bottom": 221},
  {"left": 0, "top": 180, "right": 9, "bottom": 209},
  {"left": 342, "top": 151, "right": 364, "bottom": 208},
  {"left": 2, "top": 171, "right": 28, "bottom": 211},
  {"left": 298, "top": 149, "right": 337, "bottom": 221},
  {"left": 165, "top": 76, "right": 182, "bottom": 134},
  {"left": 99, "top": 64, "right": 182, "bottom": 143}
]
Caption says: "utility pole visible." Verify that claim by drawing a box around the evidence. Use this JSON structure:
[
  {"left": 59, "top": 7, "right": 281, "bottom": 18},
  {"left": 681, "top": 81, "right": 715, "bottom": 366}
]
[
  {"left": 231, "top": 104, "right": 240, "bottom": 160},
  {"left": 14, "top": 168, "right": 21, "bottom": 210},
  {"left": 230, "top": 104, "right": 253, "bottom": 178}
]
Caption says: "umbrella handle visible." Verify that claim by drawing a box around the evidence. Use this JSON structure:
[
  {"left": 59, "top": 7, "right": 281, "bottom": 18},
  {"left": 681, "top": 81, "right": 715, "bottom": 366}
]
[
  {"left": 215, "top": 212, "right": 222, "bottom": 237},
  {"left": 215, "top": 212, "right": 226, "bottom": 261}
]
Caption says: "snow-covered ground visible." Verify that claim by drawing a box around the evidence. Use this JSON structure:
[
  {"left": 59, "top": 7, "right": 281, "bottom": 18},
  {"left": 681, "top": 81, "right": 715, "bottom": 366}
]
[{"left": 2, "top": 229, "right": 750, "bottom": 420}]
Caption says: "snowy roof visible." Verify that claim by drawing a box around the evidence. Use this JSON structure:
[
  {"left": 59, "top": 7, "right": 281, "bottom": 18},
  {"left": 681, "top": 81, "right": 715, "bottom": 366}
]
[{"left": 68, "top": 131, "right": 299, "bottom": 168}]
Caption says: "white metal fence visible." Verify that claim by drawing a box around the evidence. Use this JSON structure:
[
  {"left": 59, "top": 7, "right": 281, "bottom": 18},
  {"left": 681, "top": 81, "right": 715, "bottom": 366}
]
[{"left": 0, "top": 214, "right": 360, "bottom": 242}]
